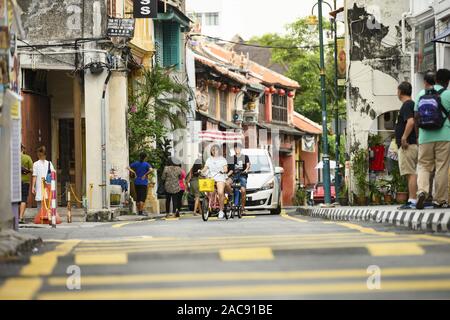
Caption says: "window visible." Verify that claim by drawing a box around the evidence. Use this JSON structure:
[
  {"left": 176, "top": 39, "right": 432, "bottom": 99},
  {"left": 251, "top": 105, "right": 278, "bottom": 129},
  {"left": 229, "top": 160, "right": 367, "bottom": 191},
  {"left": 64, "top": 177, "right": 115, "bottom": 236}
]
[
  {"left": 154, "top": 21, "right": 181, "bottom": 69},
  {"left": 220, "top": 91, "right": 227, "bottom": 120},
  {"left": 272, "top": 94, "right": 288, "bottom": 123},
  {"left": 259, "top": 95, "right": 266, "bottom": 121},
  {"left": 205, "top": 12, "right": 219, "bottom": 26},
  {"left": 209, "top": 87, "right": 217, "bottom": 116}
]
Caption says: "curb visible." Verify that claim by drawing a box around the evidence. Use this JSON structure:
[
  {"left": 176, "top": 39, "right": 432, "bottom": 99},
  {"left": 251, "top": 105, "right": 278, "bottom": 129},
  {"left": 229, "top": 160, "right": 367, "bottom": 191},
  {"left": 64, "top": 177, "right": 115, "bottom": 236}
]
[
  {"left": 297, "top": 207, "right": 450, "bottom": 233},
  {"left": 0, "top": 230, "right": 42, "bottom": 258}
]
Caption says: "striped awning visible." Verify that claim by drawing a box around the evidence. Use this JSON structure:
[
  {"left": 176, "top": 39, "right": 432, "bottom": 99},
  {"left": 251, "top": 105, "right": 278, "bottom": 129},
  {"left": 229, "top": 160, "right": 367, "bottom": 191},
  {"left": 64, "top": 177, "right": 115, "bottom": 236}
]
[{"left": 197, "top": 130, "right": 244, "bottom": 143}]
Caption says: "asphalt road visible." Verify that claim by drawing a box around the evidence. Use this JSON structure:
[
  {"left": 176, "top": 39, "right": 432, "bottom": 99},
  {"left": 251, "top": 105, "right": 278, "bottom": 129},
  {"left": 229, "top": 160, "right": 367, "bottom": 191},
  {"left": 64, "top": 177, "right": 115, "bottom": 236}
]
[{"left": 2, "top": 210, "right": 450, "bottom": 300}]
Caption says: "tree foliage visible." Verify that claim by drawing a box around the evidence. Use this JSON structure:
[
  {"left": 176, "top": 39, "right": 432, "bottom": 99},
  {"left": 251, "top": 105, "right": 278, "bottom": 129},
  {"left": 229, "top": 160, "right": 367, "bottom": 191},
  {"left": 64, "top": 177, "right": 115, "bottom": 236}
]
[
  {"left": 250, "top": 17, "right": 346, "bottom": 124},
  {"left": 128, "top": 66, "right": 191, "bottom": 172}
]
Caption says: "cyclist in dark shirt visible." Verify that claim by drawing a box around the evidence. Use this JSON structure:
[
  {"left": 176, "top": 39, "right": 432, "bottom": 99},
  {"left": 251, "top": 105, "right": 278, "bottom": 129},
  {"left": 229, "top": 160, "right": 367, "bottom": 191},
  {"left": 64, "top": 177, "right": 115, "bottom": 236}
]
[{"left": 227, "top": 143, "right": 250, "bottom": 210}]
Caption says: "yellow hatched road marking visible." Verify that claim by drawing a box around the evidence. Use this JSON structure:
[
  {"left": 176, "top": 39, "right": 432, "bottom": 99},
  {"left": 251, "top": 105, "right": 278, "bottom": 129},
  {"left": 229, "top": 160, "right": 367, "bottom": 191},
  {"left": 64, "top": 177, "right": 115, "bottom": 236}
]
[
  {"left": 75, "top": 253, "right": 128, "bottom": 265},
  {"left": 73, "top": 237, "right": 435, "bottom": 255},
  {"left": 0, "top": 278, "right": 43, "bottom": 300},
  {"left": 219, "top": 247, "right": 274, "bottom": 261},
  {"left": 20, "top": 240, "right": 80, "bottom": 277},
  {"left": 46, "top": 266, "right": 450, "bottom": 287},
  {"left": 281, "top": 214, "right": 308, "bottom": 223},
  {"left": 367, "top": 243, "right": 425, "bottom": 256},
  {"left": 37, "top": 279, "right": 450, "bottom": 300}
]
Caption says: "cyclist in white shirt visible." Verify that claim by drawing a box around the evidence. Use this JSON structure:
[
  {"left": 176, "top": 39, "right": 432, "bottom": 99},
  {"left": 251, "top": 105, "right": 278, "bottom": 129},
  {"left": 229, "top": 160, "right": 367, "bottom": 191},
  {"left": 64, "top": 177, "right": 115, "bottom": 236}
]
[{"left": 201, "top": 145, "right": 229, "bottom": 219}]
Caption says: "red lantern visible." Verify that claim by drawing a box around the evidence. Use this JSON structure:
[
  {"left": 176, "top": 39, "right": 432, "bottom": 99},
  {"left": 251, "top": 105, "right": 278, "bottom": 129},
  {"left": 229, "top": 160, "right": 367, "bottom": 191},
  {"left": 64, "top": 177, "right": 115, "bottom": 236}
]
[
  {"left": 288, "top": 91, "right": 295, "bottom": 98},
  {"left": 220, "top": 84, "right": 228, "bottom": 91},
  {"left": 264, "top": 87, "right": 271, "bottom": 94},
  {"left": 216, "top": 82, "right": 222, "bottom": 89},
  {"left": 278, "top": 89, "right": 286, "bottom": 96},
  {"left": 270, "top": 86, "right": 277, "bottom": 94},
  {"left": 235, "top": 87, "right": 241, "bottom": 93}
]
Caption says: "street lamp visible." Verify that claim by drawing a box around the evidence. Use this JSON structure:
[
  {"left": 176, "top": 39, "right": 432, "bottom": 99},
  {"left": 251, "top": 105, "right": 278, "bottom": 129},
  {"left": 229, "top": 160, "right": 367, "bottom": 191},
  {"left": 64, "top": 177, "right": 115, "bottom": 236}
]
[{"left": 307, "top": 0, "right": 333, "bottom": 205}]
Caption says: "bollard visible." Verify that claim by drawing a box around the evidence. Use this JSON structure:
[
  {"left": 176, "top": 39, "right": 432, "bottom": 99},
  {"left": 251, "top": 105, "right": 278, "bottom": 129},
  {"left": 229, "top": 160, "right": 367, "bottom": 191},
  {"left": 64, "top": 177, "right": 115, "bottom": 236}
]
[
  {"left": 66, "top": 183, "right": 72, "bottom": 223},
  {"left": 51, "top": 171, "right": 57, "bottom": 228}
]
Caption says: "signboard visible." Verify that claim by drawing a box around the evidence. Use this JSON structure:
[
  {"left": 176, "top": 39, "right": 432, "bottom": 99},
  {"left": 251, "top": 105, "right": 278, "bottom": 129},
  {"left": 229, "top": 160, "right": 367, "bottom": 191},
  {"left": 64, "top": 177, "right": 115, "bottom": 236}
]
[
  {"left": 415, "top": 20, "right": 436, "bottom": 73},
  {"left": 107, "top": 18, "right": 135, "bottom": 38},
  {"left": 133, "top": 0, "right": 158, "bottom": 19},
  {"left": 336, "top": 38, "right": 346, "bottom": 86}
]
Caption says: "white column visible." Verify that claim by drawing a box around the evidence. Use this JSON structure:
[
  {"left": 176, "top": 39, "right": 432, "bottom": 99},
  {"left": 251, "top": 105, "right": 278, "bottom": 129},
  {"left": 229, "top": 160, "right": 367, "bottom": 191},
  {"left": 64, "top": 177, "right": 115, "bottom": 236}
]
[{"left": 84, "top": 71, "right": 110, "bottom": 210}]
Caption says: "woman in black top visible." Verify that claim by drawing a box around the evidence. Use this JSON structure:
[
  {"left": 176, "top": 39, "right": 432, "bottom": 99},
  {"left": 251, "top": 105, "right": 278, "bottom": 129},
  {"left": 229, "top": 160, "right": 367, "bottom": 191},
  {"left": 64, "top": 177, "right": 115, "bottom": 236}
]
[{"left": 186, "top": 158, "right": 203, "bottom": 216}]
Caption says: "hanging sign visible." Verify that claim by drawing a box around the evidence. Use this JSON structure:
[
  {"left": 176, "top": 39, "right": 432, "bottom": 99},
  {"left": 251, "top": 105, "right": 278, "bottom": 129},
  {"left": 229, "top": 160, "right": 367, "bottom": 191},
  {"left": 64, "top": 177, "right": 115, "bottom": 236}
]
[
  {"left": 133, "top": 0, "right": 158, "bottom": 19},
  {"left": 107, "top": 18, "right": 135, "bottom": 38}
]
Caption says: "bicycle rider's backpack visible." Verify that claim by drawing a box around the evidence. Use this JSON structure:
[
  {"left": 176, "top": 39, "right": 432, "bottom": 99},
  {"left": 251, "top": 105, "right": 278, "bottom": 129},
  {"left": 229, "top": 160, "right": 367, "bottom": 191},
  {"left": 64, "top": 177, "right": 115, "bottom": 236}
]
[{"left": 417, "top": 88, "right": 449, "bottom": 130}]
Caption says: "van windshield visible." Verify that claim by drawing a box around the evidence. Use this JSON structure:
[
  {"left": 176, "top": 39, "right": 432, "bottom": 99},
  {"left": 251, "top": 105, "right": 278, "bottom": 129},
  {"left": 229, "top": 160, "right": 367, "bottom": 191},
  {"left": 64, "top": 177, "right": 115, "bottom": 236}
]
[{"left": 247, "top": 155, "right": 272, "bottom": 174}]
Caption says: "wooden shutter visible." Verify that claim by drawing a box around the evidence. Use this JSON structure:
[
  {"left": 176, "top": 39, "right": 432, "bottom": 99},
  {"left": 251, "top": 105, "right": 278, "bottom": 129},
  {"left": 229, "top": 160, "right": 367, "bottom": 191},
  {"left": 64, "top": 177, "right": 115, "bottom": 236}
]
[
  {"left": 154, "top": 21, "right": 164, "bottom": 67},
  {"left": 163, "top": 21, "right": 180, "bottom": 69}
]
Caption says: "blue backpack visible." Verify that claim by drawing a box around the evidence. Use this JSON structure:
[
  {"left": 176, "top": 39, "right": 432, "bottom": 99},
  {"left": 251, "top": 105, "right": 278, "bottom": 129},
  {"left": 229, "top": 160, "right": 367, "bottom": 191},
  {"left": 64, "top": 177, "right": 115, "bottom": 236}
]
[{"left": 417, "top": 88, "right": 449, "bottom": 130}]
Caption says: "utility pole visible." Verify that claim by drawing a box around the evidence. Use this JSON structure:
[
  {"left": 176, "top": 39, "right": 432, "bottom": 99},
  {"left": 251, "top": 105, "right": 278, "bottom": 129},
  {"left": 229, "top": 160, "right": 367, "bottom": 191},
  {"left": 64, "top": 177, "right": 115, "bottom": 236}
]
[
  {"left": 318, "top": 0, "right": 332, "bottom": 204},
  {"left": 332, "top": 0, "right": 340, "bottom": 200}
]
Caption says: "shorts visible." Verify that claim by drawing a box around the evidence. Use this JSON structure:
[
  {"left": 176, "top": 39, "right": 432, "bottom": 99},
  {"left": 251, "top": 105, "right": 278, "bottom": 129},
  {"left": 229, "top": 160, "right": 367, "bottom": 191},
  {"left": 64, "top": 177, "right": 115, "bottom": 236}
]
[
  {"left": 234, "top": 175, "right": 248, "bottom": 188},
  {"left": 398, "top": 144, "right": 418, "bottom": 176},
  {"left": 21, "top": 183, "right": 30, "bottom": 203},
  {"left": 135, "top": 185, "right": 148, "bottom": 203},
  {"left": 212, "top": 174, "right": 227, "bottom": 183}
]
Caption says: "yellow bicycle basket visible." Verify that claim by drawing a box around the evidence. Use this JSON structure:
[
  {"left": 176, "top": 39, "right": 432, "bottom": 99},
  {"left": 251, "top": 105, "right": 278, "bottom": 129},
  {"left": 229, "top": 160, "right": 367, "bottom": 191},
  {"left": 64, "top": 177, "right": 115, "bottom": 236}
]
[{"left": 199, "top": 178, "right": 215, "bottom": 192}]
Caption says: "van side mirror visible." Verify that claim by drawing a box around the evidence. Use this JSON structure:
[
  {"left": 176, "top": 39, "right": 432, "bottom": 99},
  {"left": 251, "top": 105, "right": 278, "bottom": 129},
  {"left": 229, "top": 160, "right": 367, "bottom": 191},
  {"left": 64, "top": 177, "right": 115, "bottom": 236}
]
[{"left": 274, "top": 167, "right": 284, "bottom": 175}]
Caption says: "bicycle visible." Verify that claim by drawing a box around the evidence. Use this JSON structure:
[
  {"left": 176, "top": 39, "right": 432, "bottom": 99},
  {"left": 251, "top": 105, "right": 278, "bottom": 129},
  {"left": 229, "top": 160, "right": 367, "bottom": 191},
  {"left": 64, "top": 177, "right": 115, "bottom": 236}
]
[{"left": 199, "top": 172, "right": 232, "bottom": 222}]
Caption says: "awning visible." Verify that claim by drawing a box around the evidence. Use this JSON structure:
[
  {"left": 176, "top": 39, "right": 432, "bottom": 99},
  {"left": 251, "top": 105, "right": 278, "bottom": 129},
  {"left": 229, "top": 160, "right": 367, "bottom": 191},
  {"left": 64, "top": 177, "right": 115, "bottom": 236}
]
[
  {"left": 433, "top": 27, "right": 450, "bottom": 44},
  {"left": 257, "top": 122, "right": 305, "bottom": 137},
  {"left": 197, "top": 130, "right": 244, "bottom": 144},
  {"left": 155, "top": 5, "right": 192, "bottom": 29}
]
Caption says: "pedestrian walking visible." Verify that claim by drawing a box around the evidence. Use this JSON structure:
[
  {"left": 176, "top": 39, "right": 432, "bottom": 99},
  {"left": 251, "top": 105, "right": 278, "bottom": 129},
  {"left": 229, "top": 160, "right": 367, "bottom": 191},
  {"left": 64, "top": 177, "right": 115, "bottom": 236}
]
[
  {"left": 31, "top": 146, "right": 55, "bottom": 211},
  {"left": 415, "top": 69, "right": 450, "bottom": 209},
  {"left": 177, "top": 164, "right": 187, "bottom": 215},
  {"left": 395, "top": 82, "right": 418, "bottom": 209},
  {"left": 127, "top": 153, "right": 153, "bottom": 216},
  {"left": 161, "top": 158, "right": 183, "bottom": 218},
  {"left": 19, "top": 144, "right": 33, "bottom": 224},
  {"left": 186, "top": 157, "right": 203, "bottom": 216}
]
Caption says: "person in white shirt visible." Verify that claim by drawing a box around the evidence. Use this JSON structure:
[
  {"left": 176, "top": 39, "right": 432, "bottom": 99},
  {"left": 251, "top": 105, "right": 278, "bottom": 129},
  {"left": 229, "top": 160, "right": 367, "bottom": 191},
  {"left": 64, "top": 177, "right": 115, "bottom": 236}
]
[
  {"left": 31, "top": 146, "right": 55, "bottom": 210},
  {"left": 201, "top": 145, "right": 229, "bottom": 219}
]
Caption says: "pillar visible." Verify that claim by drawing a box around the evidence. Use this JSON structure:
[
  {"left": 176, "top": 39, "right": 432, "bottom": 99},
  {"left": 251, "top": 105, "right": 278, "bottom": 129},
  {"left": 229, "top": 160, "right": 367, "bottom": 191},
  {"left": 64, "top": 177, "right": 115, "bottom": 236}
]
[{"left": 74, "top": 76, "right": 83, "bottom": 207}]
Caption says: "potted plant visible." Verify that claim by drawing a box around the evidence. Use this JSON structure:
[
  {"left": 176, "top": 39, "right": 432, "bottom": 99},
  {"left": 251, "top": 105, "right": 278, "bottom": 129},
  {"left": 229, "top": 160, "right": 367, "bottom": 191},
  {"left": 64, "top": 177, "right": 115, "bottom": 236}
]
[
  {"left": 390, "top": 161, "right": 408, "bottom": 204},
  {"left": 377, "top": 179, "right": 394, "bottom": 205},
  {"left": 338, "top": 184, "right": 349, "bottom": 206},
  {"left": 352, "top": 149, "right": 369, "bottom": 206},
  {"left": 368, "top": 134, "right": 384, "bottom": 148},
  {"left": 369, "top": 181, "right": 382, "bottom": 205},
  {"left": 294, "top": 186, "right": 307, "bottom": 206}
]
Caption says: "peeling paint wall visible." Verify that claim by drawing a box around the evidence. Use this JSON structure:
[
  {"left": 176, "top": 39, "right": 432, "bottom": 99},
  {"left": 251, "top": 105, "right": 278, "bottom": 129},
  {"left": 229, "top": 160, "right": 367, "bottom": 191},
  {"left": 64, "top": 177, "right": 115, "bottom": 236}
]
[{"left": 346, "top": 0, "right": 411, "bottom": 150}]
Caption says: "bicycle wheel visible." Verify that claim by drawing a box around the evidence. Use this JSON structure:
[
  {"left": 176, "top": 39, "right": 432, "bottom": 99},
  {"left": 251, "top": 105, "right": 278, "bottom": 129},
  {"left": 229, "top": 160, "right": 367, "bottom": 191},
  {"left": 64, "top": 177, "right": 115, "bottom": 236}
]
[
  {"left": 202, "top": 199, "right": 209, "bottom": 222},
  {"left": 237, "top": 206, "right": 243, "bottom": 219},
  {"left": 224, "top": 207, "right": 232, "bottom": 220}
]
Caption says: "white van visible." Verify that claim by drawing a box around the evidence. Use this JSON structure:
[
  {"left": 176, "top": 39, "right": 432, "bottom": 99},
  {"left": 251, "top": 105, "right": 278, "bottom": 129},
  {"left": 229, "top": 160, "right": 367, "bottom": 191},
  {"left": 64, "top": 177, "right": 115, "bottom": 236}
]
[{"left": 241, "top": 149, "right": 284, "bottom": 215}]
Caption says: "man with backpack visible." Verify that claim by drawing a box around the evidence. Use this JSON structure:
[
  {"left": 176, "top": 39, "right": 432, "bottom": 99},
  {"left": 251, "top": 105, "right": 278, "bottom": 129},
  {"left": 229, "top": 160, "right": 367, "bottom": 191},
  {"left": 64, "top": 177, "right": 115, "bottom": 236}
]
[{"left": 415, "top": 69, "right": 450, "bottom": 209}]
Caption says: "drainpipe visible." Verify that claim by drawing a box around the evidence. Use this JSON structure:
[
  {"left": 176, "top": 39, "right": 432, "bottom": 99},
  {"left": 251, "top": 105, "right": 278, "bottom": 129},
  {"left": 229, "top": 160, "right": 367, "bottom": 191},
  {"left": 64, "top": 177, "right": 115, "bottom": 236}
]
[{"left": 101, "top": 70, "right": 112, "bottom": 209}]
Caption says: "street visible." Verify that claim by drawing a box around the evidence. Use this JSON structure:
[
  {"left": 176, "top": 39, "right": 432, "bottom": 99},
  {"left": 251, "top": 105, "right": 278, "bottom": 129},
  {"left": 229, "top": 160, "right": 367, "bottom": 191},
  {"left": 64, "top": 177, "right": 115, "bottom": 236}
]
[{"left": 2, "top": 210, "right": 450, "bottom": 300}]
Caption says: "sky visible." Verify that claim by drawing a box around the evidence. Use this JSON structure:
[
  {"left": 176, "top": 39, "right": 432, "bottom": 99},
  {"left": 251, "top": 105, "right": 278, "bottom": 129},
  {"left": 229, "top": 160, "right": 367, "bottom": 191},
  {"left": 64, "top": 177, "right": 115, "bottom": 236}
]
[{"left": 186, "top": 0, "right": 344, "bottom": 40}]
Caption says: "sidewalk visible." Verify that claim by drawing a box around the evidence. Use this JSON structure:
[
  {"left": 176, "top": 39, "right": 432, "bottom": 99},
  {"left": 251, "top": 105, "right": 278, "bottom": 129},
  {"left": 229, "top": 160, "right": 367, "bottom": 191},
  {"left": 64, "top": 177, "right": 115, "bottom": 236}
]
[
  {"left": 297, "top": 205, "right": 450, "bottom": 233},
  {"left": 0, "top": 230, "right": 41, "bottom": 258}
]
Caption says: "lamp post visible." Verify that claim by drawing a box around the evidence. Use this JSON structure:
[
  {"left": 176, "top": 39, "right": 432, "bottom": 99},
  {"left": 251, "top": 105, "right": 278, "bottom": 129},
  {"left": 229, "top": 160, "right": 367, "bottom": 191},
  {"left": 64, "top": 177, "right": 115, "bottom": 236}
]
[
  {"left": 308, "top": 0, "right": 333, "bottom": 205},
  {"left": 331, "top": 0, "right": 340, "bottom": 202}
]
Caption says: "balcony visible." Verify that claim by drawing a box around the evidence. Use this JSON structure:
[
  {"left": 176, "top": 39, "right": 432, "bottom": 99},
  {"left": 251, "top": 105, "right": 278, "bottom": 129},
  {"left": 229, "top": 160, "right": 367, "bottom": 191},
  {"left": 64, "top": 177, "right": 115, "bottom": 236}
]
[{"left": 162, "top": 0, "right": 185, "bottom": 13}]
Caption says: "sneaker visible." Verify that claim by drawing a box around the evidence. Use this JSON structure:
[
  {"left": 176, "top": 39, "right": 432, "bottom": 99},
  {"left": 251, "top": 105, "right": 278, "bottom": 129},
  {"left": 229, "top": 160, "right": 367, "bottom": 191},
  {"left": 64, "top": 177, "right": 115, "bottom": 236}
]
[
  {"left": 416, "top": 192, "right": 426, "bottom": 210},
  {"left": 218, "top": 211, "right": 225, "bottom": 219},
  {"left": 433, "top": 202, "right": 450, "bottom": 209},
  {"left": 19, "top": 219, "right": 25, "bottom": 224},
  {"left": 398, "top": 202, "right": 415, "bottom": 210}
]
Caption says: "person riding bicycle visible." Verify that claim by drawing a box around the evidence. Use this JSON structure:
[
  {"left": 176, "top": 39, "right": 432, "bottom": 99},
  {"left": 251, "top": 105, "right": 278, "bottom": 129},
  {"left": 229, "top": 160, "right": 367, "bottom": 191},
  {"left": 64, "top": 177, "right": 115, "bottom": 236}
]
[
  {"left": 200, "top": 144, "right": 229, "bottom": 219},
  {"left": 227, "top": 143, "right": 250, "bottom": 211}
]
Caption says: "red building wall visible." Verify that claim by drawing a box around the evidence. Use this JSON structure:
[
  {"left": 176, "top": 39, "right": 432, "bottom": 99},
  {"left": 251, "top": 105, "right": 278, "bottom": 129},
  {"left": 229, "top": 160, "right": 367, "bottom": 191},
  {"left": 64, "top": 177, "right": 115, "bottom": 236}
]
[{"left": 280, "top": 153, "right": 296, "bottom": 206}]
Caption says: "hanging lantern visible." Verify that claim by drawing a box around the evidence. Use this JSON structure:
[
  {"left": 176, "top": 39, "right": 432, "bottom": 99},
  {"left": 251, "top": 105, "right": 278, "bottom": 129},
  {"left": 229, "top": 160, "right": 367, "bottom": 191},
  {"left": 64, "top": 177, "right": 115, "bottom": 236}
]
[
  {"left": 215, "top": 81, "right": 222, "bottom": 89},
  {"left": 264, "top": 87, "right": 271, "bottom": 94},
  {"left": 220, "top": 84, "right": 228, "bottom": 91},
  {"left": 235, "top": 87, "right": 241, "bottom": 93},
  {"left": 278, "top": 89, "right": 286, "bottom": 96},
  {"left": 270, "top": 86, "right": 277, "bottom": 94},
  {"left": 288, "top": 91, "right": 295, "bottom": 98}
]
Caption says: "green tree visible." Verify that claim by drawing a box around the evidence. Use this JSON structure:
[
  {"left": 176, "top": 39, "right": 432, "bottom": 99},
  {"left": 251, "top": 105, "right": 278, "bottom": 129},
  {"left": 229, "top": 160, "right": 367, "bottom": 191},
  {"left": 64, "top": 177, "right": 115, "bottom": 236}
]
[
  {"left": 250, "top": 17, "right": 346, "bottom": 124},
  {"left": 128, "top": 66, "right": 191, "bottom": 173}
]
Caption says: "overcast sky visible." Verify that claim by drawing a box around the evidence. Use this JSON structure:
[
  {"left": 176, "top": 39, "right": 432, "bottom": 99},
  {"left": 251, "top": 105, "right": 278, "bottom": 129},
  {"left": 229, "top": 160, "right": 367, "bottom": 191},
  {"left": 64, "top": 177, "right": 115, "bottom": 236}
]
[{"left": 186, "top": 0, "right": 344, "bottom": 40}]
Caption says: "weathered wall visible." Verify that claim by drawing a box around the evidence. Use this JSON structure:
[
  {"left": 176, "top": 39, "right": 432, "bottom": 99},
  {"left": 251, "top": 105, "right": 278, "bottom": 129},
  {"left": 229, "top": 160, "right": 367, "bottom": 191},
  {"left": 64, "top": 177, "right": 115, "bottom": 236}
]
[{"left": 346, "top": 0, "right": 411, "bottom": 151}]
